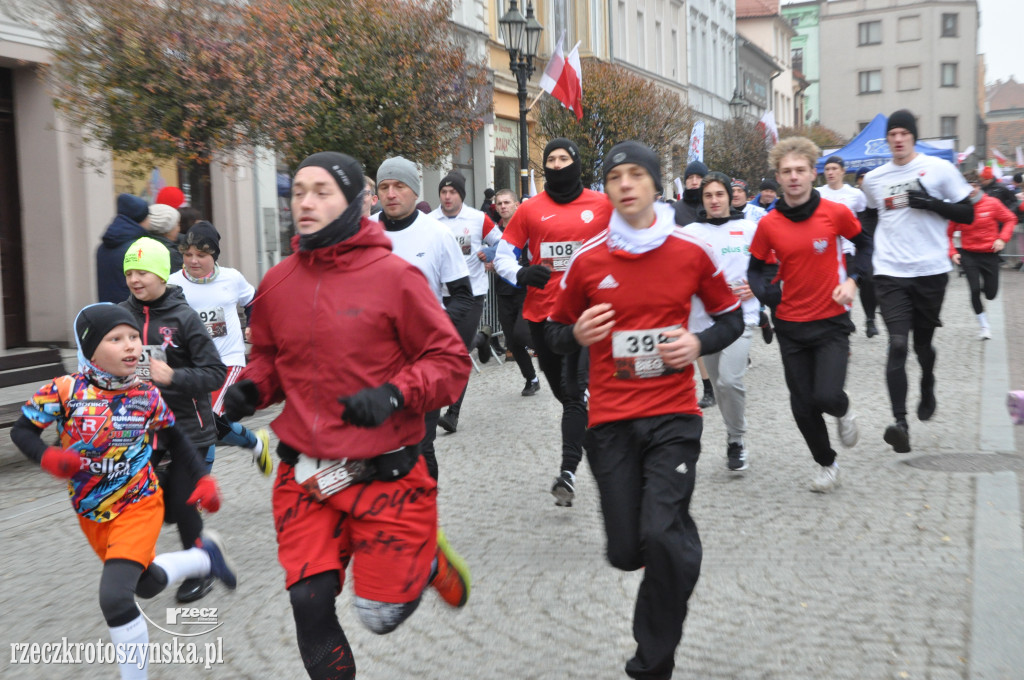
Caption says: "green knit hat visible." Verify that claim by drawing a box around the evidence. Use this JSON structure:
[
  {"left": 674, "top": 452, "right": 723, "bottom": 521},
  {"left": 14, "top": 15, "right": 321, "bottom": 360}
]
[{"left": 123, "top": 237, "right": 171, "bottom": 281}]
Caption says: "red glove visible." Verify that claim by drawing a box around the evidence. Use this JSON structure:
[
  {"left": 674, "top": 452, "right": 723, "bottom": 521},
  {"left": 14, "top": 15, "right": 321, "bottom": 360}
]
[
  {"left": 186, "top": 475, "right": 222, "bottom": 513},
  {"left": 40, "top": 447, "right": 82, "bottom": 478}
]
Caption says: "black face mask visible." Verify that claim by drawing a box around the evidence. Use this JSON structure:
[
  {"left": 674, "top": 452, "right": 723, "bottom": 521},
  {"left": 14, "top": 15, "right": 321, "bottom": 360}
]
[
  {"left": 544, "top": 162, "right": 584, "bottom": 204},
  {"left": 683, "top": 187, "right": 702, "bottom": 205},
  {"left": 298, "top": 190, "right": 366, "bottom": 251}
]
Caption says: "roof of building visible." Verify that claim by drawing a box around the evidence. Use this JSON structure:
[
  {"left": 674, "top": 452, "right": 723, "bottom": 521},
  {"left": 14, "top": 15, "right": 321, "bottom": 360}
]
[
  {"left": 987, "top": 77, "right": 1024, "bottom": 112},
  {"left": 737, "top": 0, "right": 779, "bottom": 19}
]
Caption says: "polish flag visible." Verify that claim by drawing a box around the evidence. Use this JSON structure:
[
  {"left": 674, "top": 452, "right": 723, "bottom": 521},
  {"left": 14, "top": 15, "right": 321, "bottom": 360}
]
[
  {"left": 539, "top": 36, "right": 583, "bottom": 121},
  {"left": 756, "top": 110, "right": 779, "bottom": 148},
  {"left": 1016, "top": 146, "right": 1024, "bottom": 167},
  {"left": 990, "top": 147, "right": 1009, "bottom": 165}
]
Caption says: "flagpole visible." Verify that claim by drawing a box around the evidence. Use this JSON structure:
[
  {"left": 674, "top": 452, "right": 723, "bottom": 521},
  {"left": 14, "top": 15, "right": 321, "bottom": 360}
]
[{"left": 527, "top": 90, "right": 544, "bottom": 111}]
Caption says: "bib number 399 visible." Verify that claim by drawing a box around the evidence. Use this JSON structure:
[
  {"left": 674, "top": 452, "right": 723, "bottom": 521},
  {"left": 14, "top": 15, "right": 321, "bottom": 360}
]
[{"left": 611, "top": 325, "right": 681, "bottom": 379}]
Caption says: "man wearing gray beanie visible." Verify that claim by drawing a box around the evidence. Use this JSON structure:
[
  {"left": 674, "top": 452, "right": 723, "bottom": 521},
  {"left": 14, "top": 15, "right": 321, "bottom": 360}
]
[
  {"left": 860, "top": 108, "right": 975, "bottom": 453},
  {"left": 371, "top": 156, "right": 473, "bottom": 479}
]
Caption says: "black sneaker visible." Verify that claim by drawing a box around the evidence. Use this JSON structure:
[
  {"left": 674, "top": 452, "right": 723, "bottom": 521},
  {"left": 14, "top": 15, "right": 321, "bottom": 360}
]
[
  {"left": 176, "top": 576, "right": 215, "bottom": 603},
  {"left": 474, "top": 331, "right": 491, "bottom": 364},
  {"left": 698, "top": 390, "right": 716, "bottom": 409},
  {"left": 551, "top": 471, "right": 575, "bottom": 507},
  {"left": 490, "top": 335, "right": 506, "bottom": 356},
  {"left": 438, "top": 409, "right": 459, "bottom": 433},
  {"left": 198, "top": 530, "right": 237, "bottom": 590},
  {"left": 726, "top": 442, "right": 748, "bottom": 471},
  {"left": 865, "top": 319, "right": 879, "bottom": 338},
  {"left": 521, "top": 379, "right": 540, "bottom": 397},
  {"left": 759, "top": 311, "right": 774, "bottom": 344},
  {"left": 883, "top": 421, "right": 911, "bottom": 453},
  {"left": 917, "top": 378, "right": 936, "bottom": 422}
]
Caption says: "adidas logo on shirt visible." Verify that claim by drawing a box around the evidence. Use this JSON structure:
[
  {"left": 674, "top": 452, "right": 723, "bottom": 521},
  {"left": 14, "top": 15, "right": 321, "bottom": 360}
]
[{"left": 598, "top": 274, "right": 619, "bottom": 289}]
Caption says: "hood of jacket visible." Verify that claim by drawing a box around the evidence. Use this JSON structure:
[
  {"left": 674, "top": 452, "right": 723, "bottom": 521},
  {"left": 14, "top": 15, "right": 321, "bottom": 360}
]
[
  {"left": 288, "top": 216, "right": 394, "bottom": 271},
  {"left": 102, "top": 215, "right": 149, "bottom": 248}
]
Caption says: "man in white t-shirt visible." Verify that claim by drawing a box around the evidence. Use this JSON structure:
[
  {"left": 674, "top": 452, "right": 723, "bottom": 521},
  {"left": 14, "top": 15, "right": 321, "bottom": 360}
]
[
  {"left": 861, "top": 110, "right": 974, "bottom": 453},
  {"left": 430, "top": 171, "right": 502, "bottom": 433},
  {"left": 373, "top": 155, "right": 472, "bottom": 479},
  {"left": 818, "top": 155, "right": 878, "bottom": 339}
]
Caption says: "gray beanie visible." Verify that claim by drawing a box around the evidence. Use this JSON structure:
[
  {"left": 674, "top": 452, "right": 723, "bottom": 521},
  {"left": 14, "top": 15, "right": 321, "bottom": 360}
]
[
  {"left": 376, "top": 156, "right": 420, "bottom": 196},
  {"left": 146, "top": 203, "right": 180, "bottom": 235}
]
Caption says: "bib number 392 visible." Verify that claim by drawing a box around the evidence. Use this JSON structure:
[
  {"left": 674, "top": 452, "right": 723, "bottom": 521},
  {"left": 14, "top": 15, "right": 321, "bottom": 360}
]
[
  {"left": 611, "top": 325, "right": 682, "bottom": 379},
  {"left": 198, "top": 307, "right": 227, "bottom": 338},
  {"left": 539, "top": 241, "right": 581, "bottom": 272}
]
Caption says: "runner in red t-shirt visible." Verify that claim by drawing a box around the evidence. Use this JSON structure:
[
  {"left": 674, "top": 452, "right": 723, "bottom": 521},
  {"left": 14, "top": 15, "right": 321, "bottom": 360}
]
[
  {"left": 747, "top": 137, "right": 873, "bottom": 493},
  {"left": 493, "top": 138, "right": 612, "bottom": 507},
  {"left": 546, "top": 141, "right": 743, "bottom": 680}
]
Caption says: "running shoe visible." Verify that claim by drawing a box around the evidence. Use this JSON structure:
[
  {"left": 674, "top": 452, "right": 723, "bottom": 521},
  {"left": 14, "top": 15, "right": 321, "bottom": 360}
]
[
  {"left": 979, "top": 327, "right": 992, "bottom": 340},
  {"left": 810, "top": 462, "right": 840, "bottom": 493},
  {"left": 836, "top": 404, "right": 859, "bottom": 447},
  {"left": 253, "top": 428, "right": 273, "bottom": 476},
  {"left": 198, "top": 530, "right": 237, "bottom": 590},
  {"left": 176, "top": 576, "right": 214, "bottom": 603},
  {"left": 883, "top": 421, "right": 911, "bottom": 454},
  {"left": 551, "top": 470, "right": 575, "bottom": 507},
  {"left": 431, "top": 529, "right": 470, "bottom": 607},
  {"left": 1007, "top": 391, "right": 1024, "bottom": 425},
  {"left": 759, "top": 310, "right": 774, "bottom": 344},
  {"left": 698, "top": 390, "right": 716, "bottom": 409},
  {"left": 726, "top": 442, "right": 749, "bottom": 471},
  {"left": 438, "top": 409, "right": 459, "bottom": 433},
  {"left": 521, "top": 379, "right": 540, "bottom": 397}
]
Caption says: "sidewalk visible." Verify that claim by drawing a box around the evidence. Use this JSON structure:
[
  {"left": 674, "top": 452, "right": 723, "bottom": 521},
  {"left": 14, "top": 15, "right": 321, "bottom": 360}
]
[{"left": 0, "top": 274, "right": 1021, "bottom": 679}]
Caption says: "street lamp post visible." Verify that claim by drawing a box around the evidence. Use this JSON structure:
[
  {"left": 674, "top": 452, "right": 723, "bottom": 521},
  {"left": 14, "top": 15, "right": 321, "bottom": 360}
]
[
  {"left": 729, "top": 89, "right": 750, "bottom": 120},
  {"left": 499, "top": 1, "right": 543, "bottom": 200}
]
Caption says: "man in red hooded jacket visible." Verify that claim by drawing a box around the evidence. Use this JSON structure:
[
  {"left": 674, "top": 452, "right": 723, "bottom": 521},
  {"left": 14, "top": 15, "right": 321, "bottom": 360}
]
[{"left": 223, "top": 152, "right": 471, "bottom": 680}]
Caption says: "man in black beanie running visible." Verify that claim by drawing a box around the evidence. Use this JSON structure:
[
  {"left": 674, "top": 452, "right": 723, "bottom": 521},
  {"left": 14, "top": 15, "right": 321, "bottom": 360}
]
[{"left": 493, "top": 138, "right": 613, "bottom": 507}]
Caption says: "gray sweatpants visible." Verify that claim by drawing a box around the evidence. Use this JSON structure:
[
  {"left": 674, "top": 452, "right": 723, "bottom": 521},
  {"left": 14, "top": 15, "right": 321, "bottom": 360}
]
[{"left": 702, "top": 325, "right": 754, "bottom": 444}]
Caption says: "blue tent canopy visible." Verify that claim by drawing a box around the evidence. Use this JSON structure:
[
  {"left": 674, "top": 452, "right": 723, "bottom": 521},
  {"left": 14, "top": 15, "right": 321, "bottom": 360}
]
[{"left": 816, "top": 113, "right": 955, "bottom": 173}]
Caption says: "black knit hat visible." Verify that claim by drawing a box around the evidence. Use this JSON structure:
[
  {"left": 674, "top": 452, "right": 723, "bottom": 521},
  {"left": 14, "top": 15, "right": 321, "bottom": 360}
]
[
  {"left": 760, "top": 178, "right": 780, "bottom": 192},
  {"left": 181, "top": 221, "right": 221, "bottom": 261},
  {"left": 684, "top": 160, "right": 709, "bottom": 180},
  {"left": 701, "top": 171, "right": 733, "bottom": 193},
  {"left": 117, "top": 193, "right": 149, "bottom": 223},
  {"left": 439, "top": 171, "right": 467, "bottom": 201},
  {"left": 75, "top": 303, "right": 141, "bottom": 362},
  {"left": 824, "top": 155, "right": 845, "bottom": 169},
  {"left": 295, "top": 152, "right": 364, "bottom": 206},
  {"left": 603, "top": 141, "right": 663, "bottom": 194},
  {"left": 886, "top": 109, "right": 918, "bottom": 141},
  {"left": 543, "top": 138, "right": 581, "bottom": 165}
]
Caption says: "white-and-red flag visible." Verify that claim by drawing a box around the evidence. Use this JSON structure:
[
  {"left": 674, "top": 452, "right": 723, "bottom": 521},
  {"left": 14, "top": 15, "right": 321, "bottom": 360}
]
[
  {"left": 756, "top": 110, "right": 779, "bottom": 149},
  {"left": 991, "top": 147, "right": 1009, "bottom": 165},
  {"left": 539, "top": 35, "right": 583, "bottom": 121}
]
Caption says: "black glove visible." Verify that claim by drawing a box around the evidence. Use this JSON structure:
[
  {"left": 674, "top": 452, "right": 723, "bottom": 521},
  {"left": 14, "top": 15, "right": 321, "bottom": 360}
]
[
  {"left": 339, "top": 383, "right": 403, "bottom": 428},
  {"left": 906, "top": 188, "right": 935, "bottom": 211},
  {"left": 516, "top": 264, "right": 552, "bottom": 289},
  {"left": 223, "top": 379, "right": 260, "bottom": 422}
]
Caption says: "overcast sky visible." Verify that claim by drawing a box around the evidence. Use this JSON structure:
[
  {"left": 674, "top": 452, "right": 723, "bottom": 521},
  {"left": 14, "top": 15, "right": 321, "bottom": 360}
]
[{"left": 779, "top": 0, "right": 1020, "bottom": 85}]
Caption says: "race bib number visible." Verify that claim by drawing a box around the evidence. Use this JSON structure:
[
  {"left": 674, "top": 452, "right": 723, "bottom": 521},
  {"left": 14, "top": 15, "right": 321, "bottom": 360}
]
[
  {"left": 882, "top": 179, "right": 923, "bottom": 211},
  {"left": 136, "top": 346, "right": 167, "bottom": 381},
  {"left": 455, "top": 234, "right": 472, "bottom": 256},
  {"left": 611, "top": 325, "right": 682, "bottom": 379},
  {"left": 197, "top": 307, "right": 227, "bottom": 338},
  {"left": 294, "top": 454, "right": 368, "bottom": 502},
  {"left": 539, "top": 241, "right": 581, "bottom": 272}
]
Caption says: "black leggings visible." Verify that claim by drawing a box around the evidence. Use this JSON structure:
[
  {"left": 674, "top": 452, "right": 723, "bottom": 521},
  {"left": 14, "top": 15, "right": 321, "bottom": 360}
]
[
  {"left": 442, "top": 296, "right": 485, "bottom": 418},
  {"left": 960, "top": 250, "right": 1001, "bottom": 314},
  {"left": 99, "top": 558, "right": 168, "bottom": 627},
  {"left": 528, "top": 320, "right": 588, "bottom": 474},
  {"left": 155, "top": 453, "right": 203, "bottom": 549},
  {"left": 497, "top": 292, "right": 536, "bottom": 382}
]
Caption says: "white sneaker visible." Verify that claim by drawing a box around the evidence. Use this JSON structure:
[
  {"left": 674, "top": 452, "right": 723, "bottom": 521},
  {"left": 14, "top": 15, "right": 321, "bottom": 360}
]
[
  {"left": 979, "top": 327, "right": 992, "bottom": 340},
  {"left": 836, "top": 403, "right": 858, "bottom": 448},
  {"left": 810, "top": 462, "right": 840, "bottom": 493}
]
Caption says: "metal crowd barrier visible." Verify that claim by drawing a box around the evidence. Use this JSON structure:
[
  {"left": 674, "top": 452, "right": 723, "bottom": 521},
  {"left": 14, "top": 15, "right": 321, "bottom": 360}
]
[{"left": 468, "top": 271, "right": 507, "bottom": 372}]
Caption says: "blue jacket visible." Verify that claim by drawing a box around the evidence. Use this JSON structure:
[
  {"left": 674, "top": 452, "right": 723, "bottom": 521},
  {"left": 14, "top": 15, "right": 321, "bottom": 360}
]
[
  {"left": 749, "top": 193, "right": 777, "bottom": 213},
  {"left": 96, "top": 215, "right": 148, "bottom": 303}
]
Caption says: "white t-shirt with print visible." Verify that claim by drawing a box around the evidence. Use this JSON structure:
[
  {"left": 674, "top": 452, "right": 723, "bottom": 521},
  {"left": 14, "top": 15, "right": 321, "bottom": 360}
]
[
  {"left": 862, "top": 153, "right": 971, "bottom": 278},
  {"left": 681, "top": 218, "right": 761, "bottom": 331},
  {"left": 168, "top": 266, "right": 255, "bottom": 366},
  {"left": 818, "top": 184, "right": 868, "bottom": 255},
  {"left": 430, "top": 205, "right": 502, "bottom": 296},
  {"left": 372, "top": 211, "right": 470, "bottom": 306}
]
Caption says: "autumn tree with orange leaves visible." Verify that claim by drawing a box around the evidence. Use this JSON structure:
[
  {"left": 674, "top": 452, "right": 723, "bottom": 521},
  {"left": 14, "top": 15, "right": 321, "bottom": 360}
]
[{"left": 20, "top": 0, "right": 488, "bottom": 172}]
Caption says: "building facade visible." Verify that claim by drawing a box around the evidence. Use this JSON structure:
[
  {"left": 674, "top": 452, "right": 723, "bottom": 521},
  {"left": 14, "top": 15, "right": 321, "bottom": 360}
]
[
  {"left": 817, "top": 0, "right": 979, "bottom": 147},
  {"left": 781, "top": 0, "right": 821, "bottom": 127},
  {"left": 736, "top": 0, "right": 799, "bottom": 128}
]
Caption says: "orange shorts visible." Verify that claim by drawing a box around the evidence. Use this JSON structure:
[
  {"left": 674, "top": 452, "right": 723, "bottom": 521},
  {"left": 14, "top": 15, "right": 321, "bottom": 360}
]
[
  {"left": 272, "top": 456, "right": 437, "bottom": 603},
  {"left": 79, "top": 488, "right": 164, "bottom": 566}
]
